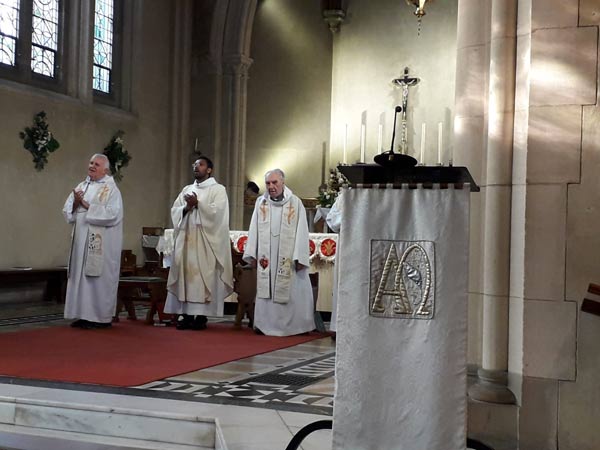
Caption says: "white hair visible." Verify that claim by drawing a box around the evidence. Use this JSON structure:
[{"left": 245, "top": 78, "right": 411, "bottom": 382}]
[
  {"left": 265, "top": 168, "right": 285, "bottom": 180},
  {"left": 90, "top": 153, "right": 110, "bottom": 169}
]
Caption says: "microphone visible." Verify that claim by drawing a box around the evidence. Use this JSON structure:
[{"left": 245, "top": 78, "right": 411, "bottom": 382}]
[{"left": 389, "top": 105, "right": 403, "bottom": 153}]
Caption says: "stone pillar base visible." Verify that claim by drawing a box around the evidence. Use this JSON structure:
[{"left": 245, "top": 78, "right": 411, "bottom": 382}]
[{"left": 468, "top": 368, "right": 516, "bottom": 404}]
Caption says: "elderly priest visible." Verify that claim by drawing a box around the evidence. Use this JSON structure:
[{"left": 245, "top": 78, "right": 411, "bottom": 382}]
[
  {"left": 243, "top": 169, "right": 315, "bottom": 336},
  {"left": 63, "top": 154, "right": 123, "bottom": 330}
]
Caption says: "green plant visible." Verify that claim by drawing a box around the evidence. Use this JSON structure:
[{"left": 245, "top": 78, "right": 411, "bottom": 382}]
[
  {"left": 19, "top": 111, "right": 60, "bottom": 171},
  {"left": 103, "top": 130, "right": 131, "bottom": 182}
]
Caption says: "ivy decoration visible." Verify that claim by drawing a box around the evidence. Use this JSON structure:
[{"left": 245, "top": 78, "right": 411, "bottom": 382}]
[
  {"left": 19, "top": 111, "right": 60, "bottom": 171},
  {"left": 103, "top": 130, "right": 131, "bottom": 182}
]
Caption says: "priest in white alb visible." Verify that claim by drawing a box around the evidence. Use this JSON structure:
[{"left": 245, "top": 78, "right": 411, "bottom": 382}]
[
  {"left": 165, "top": 156, "right": 233, "bottom": 330},
  {"left": 243, "top": 168, "right": 315, "bottom": 336},
  {"left": 63, "top": 153, "right": 123, "bottom": 329}
]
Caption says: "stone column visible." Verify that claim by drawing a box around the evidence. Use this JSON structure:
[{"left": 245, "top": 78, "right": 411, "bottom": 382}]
[
  {"left": 217, "top": 54, "right": 253, "bottom": 230},
  {"left": 457, "top": 0, "right": 518, "bottom": 404}
]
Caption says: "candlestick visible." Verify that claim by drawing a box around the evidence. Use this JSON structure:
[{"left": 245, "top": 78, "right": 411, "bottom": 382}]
[
  {"left": 360, "top": 124, "right": 366, "bottom": 163},
  {"left": 437, "top": 122, "right": 443, "bottom": 165},
  {"left": 194, "top": 137, "right": 198, "bottom": 152},
  {"left": 377, "top": 123, "right": 383, "bottom": 154},
  {"left": 343, "top": 124, "right": 348, "bottom": 164},
  {"left": 420, "top": 123, "right": 426, "bottom": 165}
]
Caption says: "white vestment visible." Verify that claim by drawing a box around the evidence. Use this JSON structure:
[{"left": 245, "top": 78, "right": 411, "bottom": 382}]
[
  {"left": 325, "top": 194, "right": 343, "bottom": 332},
  {"left": 165, "top": 178, "right": 233, "bottom": 316},
  {"left": 243, "top": 187, "right": 315, "bottom": 336},
  {"left": 63, "top": 175, "right": 123, "bottom": 323}
]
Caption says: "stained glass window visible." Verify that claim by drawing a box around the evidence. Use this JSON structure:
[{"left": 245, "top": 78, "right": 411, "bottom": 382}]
[
  {"left": 31, "top": 0, "right": 60, "bottom": 77},
  {"left": 93, "top": 0, "right": 114, "bottom": 93},
  {"left": 0, "top": 0, "right": 19, "bottom": 66}
]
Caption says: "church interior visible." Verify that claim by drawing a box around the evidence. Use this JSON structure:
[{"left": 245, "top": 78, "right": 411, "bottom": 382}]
[{"left": 1, "top": 0, "right": 600, "bottom": 449}]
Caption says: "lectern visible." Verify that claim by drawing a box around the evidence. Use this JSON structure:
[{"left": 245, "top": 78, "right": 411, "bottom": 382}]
[{"left": 332, "top": 164, "right": 478, "bottom": 450}]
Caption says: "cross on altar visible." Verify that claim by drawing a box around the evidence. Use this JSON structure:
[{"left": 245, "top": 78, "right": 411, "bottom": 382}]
[{"left": 392, "top": 67, "right": 420, "bottom": 155}]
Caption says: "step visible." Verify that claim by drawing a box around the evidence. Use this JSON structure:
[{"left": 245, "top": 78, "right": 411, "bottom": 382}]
[{"left": 0, "top": 396, "right": 226, "bottom": 450}]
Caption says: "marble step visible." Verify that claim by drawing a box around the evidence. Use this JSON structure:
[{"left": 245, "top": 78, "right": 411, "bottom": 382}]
[{"left": 0, "top": 396, "right": 226, "bottom": 450}]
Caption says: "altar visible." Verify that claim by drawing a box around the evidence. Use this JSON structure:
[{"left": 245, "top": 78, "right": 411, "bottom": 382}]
[{"left": 157, "top": 229, "right": 337, "bottom": 312}]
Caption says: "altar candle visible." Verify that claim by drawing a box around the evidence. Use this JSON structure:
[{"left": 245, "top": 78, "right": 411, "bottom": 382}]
[
  {"left": 194, "top": 137, "right": 198, "bottom": 152},
  {"left": 377, "top": 112, "right": 385, "bottom": 153},
  {"left": 360, "top": 123, "right": 366, "bottom": 163},
  {"left": 420, "top": 123, "right": 426, "bottom": 165},
  {"left": 343, "top": 124, "right": 348, "bottom": 164},
  {"left": 437, "top": 122, "right": 443, "bottom": 165}
]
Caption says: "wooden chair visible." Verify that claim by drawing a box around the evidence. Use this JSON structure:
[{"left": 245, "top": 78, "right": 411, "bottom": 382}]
[
  {"left": 120, "top": 250, "right": 137, "bottom": 276},
  {"left": 142, "top": 226, "right": 164, "bottom": 271},
  {"left": 114, "top": 247, "right": 171, "bottom": 325},
  {"left": 233, "top": 263, "right": 256, "bottom": 329}
]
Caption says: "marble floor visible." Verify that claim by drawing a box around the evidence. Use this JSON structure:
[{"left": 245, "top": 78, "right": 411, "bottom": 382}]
[{"left": 0, "top": 298, "right": 335, "bottom": 450}]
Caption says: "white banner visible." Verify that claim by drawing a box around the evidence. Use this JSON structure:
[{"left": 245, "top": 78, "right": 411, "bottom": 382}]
[{"left": 332, "top": 185, "right": 470, "bottom": 450}]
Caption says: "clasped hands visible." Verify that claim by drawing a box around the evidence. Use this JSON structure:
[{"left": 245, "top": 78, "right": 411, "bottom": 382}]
[
  {"left": 184, "top": 192, "right": 199, "bottom": 211},
  {"left": 72, "top": 189, "right": 89, "bottom": 210}
]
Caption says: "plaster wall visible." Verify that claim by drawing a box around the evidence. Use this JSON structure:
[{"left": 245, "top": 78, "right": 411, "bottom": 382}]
[
  {"left": 0, "top": 1, "right": 178, "bottom": 270},
  {"left": 329, "top": 0, "right": 458, "bottom": 169},
  {"left": 246, "top": 0, "right": 333, "bottom": 199}
]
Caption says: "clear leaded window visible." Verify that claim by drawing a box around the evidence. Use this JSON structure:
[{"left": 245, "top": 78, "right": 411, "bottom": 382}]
[
  {"left": 93, "top": 0, "right": 114, "bottom": 94},
  {"left": 31, "top": 0, "right": 60, "bottom": 77},
  {"left": 0, "top": 0, "right": 19, "bottom": 66}
]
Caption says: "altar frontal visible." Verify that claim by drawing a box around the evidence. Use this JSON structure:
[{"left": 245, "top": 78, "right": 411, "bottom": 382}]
[{"left": 332, "top": 184, "right": 470, "bottom": 450}]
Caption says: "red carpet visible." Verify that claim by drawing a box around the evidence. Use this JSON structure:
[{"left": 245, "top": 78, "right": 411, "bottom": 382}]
[{"left": 0, "top": 322, "right": 324, "bottom": 387}]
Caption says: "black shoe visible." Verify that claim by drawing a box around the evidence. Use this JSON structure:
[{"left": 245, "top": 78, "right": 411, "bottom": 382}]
[
  {"left": 190, "top": 315, "right": 208, "bottom": 330},
  {"left": 176, "top": 314, "right": 193, "bottom": 330},
  {"left": 92, "top": 322, "right": 112, "bottom": 329},
  {"left": 254, "top": 327, "right": 264, "bottom": 335},
  {"left": 70, "top": 319, "right": 86, "bottom": 328}
]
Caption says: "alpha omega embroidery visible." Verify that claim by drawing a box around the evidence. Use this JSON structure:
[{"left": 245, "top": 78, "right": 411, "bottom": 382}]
[{"left": 369, "top": 240, "right": 435, "bottom": 320}]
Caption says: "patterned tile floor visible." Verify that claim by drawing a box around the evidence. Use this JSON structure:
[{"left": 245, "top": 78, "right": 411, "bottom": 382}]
[{"left": 0, "top": 299, "right": 336, "bottom": 417}]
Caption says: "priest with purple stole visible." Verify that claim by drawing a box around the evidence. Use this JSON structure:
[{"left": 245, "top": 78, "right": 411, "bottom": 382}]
[
  {"left": 165, "top": 156, "right": 233, "bottom": 330},
  {"left": 243, "top": 169, "right": 315, "bottom": 336},
  {"left": 63, "top": 154, "right": 123, "bottom": 329}
]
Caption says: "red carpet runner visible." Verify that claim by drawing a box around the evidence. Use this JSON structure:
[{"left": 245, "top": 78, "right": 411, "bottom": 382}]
[{"left": 0, "top": 322, "right": 324, "bottom": 387}]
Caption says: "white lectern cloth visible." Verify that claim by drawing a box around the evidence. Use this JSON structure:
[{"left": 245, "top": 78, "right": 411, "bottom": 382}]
[{"left": 332, "top": 186, "right": 469, "bottom": 450}]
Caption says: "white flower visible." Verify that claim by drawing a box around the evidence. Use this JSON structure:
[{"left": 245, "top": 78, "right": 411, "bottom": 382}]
[{"left": 115, "top": 137, "right": 124, "bottom": 144}]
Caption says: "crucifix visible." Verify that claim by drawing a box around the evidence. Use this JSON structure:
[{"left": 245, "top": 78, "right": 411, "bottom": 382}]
[{"left": 392, "top": 67, "right": 420, "bottom": 155}]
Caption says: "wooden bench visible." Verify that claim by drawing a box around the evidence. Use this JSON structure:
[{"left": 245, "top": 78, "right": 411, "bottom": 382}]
[{"left": 0, "top": 268, "right": 67, "bottom": 303}]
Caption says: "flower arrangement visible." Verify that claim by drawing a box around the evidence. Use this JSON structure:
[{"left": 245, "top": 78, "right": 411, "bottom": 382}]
[
  {"left": 318, "top": 168, "right": 348, "bottom": 208},
  {"left": 103, "top": 130, "right": 131, "bottom": 182},
  {"left": 19, "top": 111, "right": 60, "bottom": 171}
]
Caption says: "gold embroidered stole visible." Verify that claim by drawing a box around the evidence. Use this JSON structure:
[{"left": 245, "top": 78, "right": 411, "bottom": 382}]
[
  {"left": 84, "top": 183, "right": 112, "bottom": 277},
  {"left": 256, "top": 195, "right": 300, "bottom": 303}
]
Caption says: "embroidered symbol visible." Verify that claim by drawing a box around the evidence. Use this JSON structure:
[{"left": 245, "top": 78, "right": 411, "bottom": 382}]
[
  {"left": 98, "top": 185, "right": 110, "bottom": 203},
  {"left": 259, "top": 256, "right": 269, "bottom": 269},
  {"left": 259, "top": 201, "right": 268, "bottom": 222},
  {"left": 277, "top": 257, "right": 292, "bottom": 277},
  {"left": 286, "top": 204, "right": 296, "bottom": 225},
  {"left": 369, "top": 240, "right": 434, "bottom": 320},
  {"left": 88, "top": 233, "right": 103, "bottom": 252}
]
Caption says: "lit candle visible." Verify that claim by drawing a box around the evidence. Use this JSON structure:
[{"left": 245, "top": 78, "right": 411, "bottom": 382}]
[
  {"left": 360, "top": 123, "right": 366, "bottom": 163},
  {"left": 343, "top": 124, "right": 348, "bottom": 164},
  {"left": 437, "top": 122, "right": 443, "bottom": 165},
  {"left": 420, "top": 123, "right": 426, "bottom": 165}
]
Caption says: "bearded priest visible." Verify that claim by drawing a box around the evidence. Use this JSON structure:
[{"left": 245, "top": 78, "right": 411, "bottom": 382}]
[
  {"left": 165, "top": 156, "right": 233, "bottom": 330},
  {"left": 243, "top": 169, "right": 315, "bottom": 336}
]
